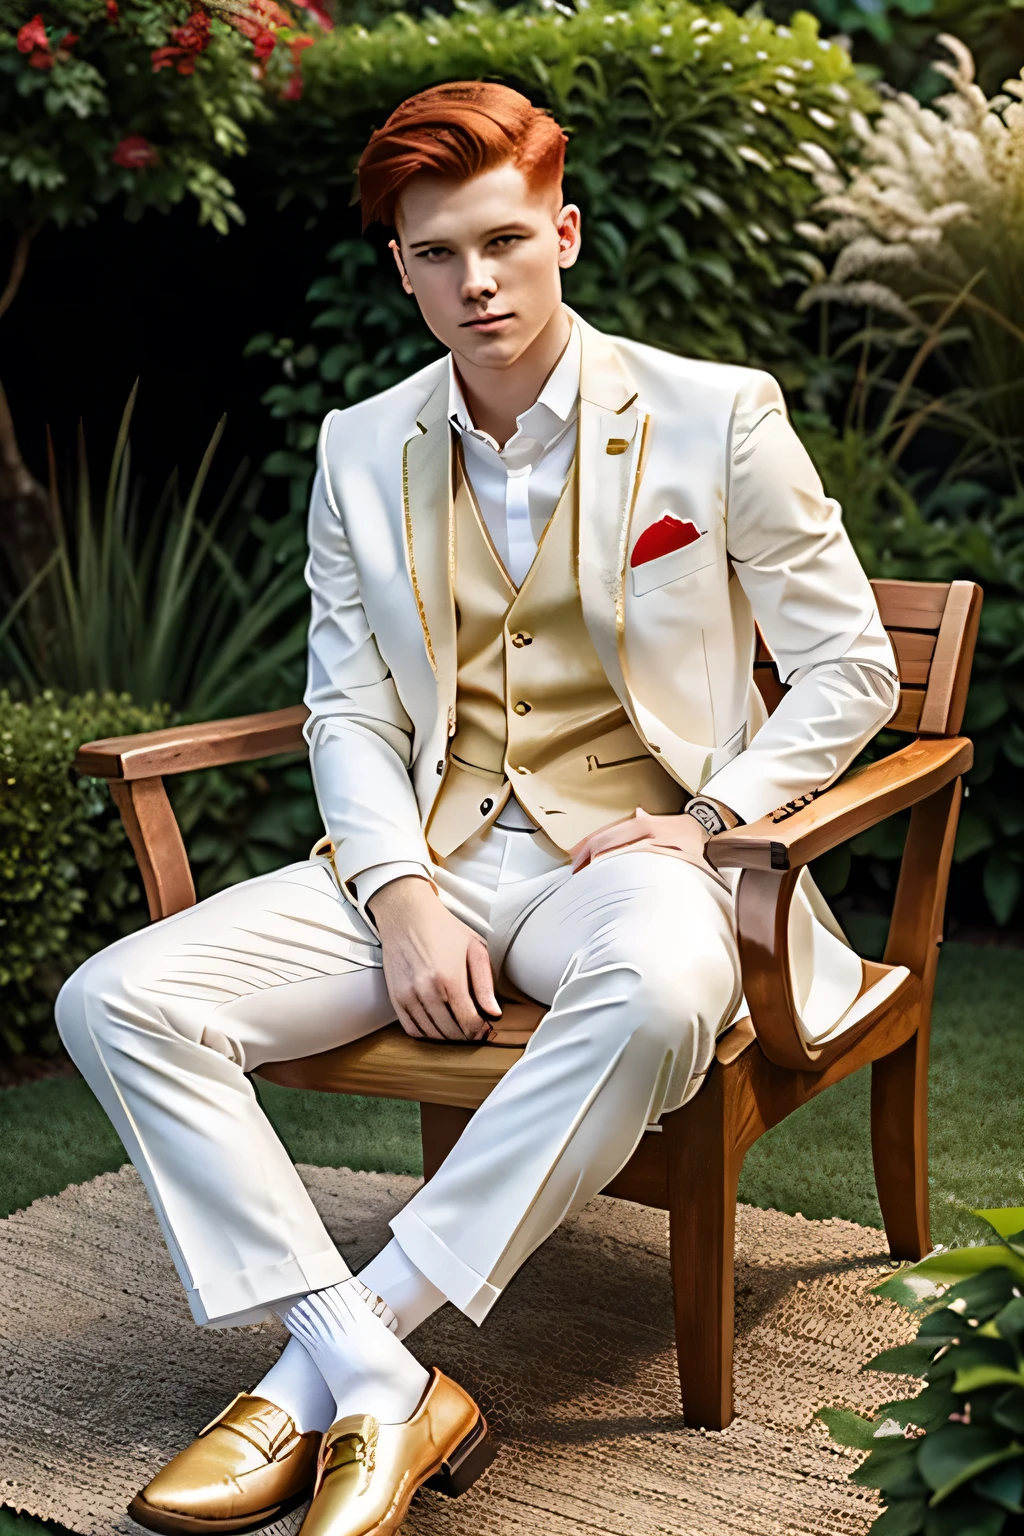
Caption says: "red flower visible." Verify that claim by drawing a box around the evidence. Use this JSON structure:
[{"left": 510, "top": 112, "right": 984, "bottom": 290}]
[
  {"left": 112, "top": 135, "right": 160, "bottom": 169},
  {"left": 61, "top": 30, "right": 79, "bottom": 45},
  {"left": 105, "top": 0, "right": 119, "bottom": 18},
  {"left": 252, "top": 25, "right": 275, "bottom": 58},
  {"left": 151, "top": 8, "right": 210, "bottom": 73},
  {"left": 171, "top": 8, "right": 211, "bottom": 49},
  {"left": 16, "top": 14, "right": 48, "bottom": 52}
]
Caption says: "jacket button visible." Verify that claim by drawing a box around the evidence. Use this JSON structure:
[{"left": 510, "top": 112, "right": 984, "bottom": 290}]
[
  {"left": 513, "top": 701, "right": 532, "bottom": 715},
  {"left": 511, "top": 631, "right": 533, "bottom": 648},
  {"left": 515, "top": 765, "right": 531, "bottom": 775},
  {"left": 436, "top": 760, "right": 444, "bottom": 775},
  {"left": 480, "top": 798, "right": 493, "bottom": 815}
]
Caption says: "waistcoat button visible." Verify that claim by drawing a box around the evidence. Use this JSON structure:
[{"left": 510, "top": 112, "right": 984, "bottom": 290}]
[
  {"left": 513, "top": 701, "right": 532, "bottom": 715},
  {"left": 480, "top": 798, "right": 493, "bottom": 815},
  {"left": 436, "top": 760, "right": 444, "bottom": 775},
  {"left": 511, "top": 631, "right": 533, "bottom": 648}
]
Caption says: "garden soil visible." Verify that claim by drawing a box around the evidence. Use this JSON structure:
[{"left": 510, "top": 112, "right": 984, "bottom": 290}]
[{"left": 0, "top": 1165, "right": 915, "bottom": 1535}]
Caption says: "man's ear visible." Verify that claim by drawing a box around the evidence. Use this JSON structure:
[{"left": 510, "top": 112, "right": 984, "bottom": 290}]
[
  {"left": 555, "top": 204, "right": 582, "bottom": 271},
  {"left": 389, "top": 238, "right": 415, "bottom": 296}
]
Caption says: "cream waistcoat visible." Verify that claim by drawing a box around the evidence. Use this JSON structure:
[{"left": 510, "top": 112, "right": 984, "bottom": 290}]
[{"left": 426, "top": 456, "right": 683, "bottom": 859}]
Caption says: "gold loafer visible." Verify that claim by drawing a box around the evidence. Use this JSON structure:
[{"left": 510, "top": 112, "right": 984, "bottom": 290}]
[
  {"left": 128, "top": 1393, "right": 321, "bottom": 1535},
  {"left": 299, "top": 1368, "right": 494, "bottom": 1536}
]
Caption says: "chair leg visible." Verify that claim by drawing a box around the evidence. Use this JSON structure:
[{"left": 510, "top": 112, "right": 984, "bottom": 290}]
[
  {"left": 664, "top": 1065, "right": 742, "bottom": 1429},
  {"left": 871, "top": 1022, "right": 931, "bottom": 1261},
  {"left": 420, "top": 1102, "right": 473, "bottom": 1182}
]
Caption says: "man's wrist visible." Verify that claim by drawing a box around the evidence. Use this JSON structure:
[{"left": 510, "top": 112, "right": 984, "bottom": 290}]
[
  {"left": 366, "top": 872, "right": 437, "bottom": 927},
  {"left": 683, "top": 796, "right": 744, "bottom": 837}
]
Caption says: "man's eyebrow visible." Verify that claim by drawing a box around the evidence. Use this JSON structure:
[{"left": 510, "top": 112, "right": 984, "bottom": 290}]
[{"left": 407, "top": 222, "right": 533, "bottom": 250}]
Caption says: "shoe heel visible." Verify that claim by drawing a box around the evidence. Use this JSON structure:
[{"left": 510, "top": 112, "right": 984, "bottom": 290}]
[{"left": 427, "top": 1417, "right": 496, "bottom": 1498}]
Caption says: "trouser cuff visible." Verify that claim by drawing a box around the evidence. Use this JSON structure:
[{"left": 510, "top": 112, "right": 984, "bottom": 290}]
[
  {"left": 389, "top": 1209, "right": 500, "bottom": 1326},
  {"left": 186, "top": 1245, "right": 351, "bottom": 1328}
]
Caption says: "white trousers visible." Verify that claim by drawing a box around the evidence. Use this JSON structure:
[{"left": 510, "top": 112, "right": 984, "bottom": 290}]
[{"left": 55, "top": 824, "right": 742, "bottom": 1331}]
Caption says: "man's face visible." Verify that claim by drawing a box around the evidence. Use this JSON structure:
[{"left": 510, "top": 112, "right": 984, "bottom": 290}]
[{"left": 391, "top": 161, "right": 581, "bottom": 371}]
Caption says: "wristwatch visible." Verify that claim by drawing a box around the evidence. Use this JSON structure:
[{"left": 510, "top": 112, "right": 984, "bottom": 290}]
[{"left": 683, "top": 796, "right": 743, "bottom": 837}]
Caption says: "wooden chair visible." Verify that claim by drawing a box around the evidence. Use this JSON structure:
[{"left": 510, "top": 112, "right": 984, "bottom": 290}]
[{"left": 74, "top": 577, "right": 982, "bottom": 1430}]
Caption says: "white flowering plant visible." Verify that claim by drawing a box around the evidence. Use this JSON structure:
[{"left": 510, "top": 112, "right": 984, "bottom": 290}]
[{"left": 796, "top": 36, "right": 1024, "bottom": 468}]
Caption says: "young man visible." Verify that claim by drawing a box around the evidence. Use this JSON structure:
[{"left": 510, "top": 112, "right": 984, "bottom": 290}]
[{"left": 57, "top": 82, "right": 897, "bottom": 1536}]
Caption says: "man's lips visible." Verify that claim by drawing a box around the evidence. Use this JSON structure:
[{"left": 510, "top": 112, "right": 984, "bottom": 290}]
[{"left": 460, "top": 312, "right": 514, "bottom": 330}]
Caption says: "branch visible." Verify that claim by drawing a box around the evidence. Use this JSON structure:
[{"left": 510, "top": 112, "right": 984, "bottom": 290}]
[{"left": 0, "top": 225, "right": 38, "bottom": 324}]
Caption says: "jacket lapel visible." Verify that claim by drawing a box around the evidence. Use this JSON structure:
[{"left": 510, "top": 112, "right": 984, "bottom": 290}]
[
  {"left": 402, "top": 371, "right": 457, "bottom": 704},
  {"left": 575, "top": 316, "right": 649, "bottom": 707}
]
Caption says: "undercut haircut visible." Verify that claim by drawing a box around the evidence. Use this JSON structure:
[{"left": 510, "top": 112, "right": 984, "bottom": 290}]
[{"left": 357, "top": 81, "right": 567, "bottom": 230}]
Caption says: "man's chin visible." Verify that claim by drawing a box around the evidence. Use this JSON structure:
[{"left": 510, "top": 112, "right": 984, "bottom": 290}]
[{"left": 451, "top": 329, "right": 531, "bottom": 372}]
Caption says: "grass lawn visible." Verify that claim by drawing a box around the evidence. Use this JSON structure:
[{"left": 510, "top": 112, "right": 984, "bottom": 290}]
[{"left": 1, "top": 940, "right": 1021, "bottom": 1536}]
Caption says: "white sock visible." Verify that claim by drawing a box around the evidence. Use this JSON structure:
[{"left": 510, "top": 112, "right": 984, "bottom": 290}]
[
  {"left": 358, "top": 1239, "right": 446, "bottom": 1341},
  {"left": 251, "top": 1336, "right": 336, "bottom": 1434},
  {"left": 274, "top": 1278, "right": 429, "bottom": 1425}
]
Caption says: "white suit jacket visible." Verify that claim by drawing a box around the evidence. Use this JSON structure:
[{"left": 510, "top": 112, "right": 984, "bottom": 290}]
[{"left": 303, "top": 315, "right": 898, "bottom": 1037}]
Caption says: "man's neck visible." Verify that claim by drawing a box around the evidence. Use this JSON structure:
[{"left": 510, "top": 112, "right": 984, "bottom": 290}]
[{"left": 452, "top": 306, "right": 573, "bottom": 449}]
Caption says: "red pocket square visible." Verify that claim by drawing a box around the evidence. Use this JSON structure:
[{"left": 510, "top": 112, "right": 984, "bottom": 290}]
[{"left": 630, "top": 515, "right": 703, "bottom": 568}]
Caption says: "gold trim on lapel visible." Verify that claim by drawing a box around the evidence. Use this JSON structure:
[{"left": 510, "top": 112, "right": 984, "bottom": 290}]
[
  {"left": 576, "top": 319, "right": 649, "bottom": 709},
  {"left": 401, "top": 372, "right": 457, "bottom": 687}
]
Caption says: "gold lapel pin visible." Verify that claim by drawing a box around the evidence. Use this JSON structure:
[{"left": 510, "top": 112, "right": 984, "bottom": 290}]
[{"left": 606, "top": 438, "right": 630, "bottom": 456}]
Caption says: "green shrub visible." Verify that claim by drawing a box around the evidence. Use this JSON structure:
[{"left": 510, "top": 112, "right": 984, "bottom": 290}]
[
  {"left": 820, "top": 1206, "right": 1024, "bottom": 1536},
  {"left": 799, "top": 416, "right": 1024, "bottom": 929},
  {"left": 246, "top": 0, "right": 874, "bottom": 509},
  {"left": 0, "top": 385, "right": 309, "bottom": 717},
  {"left": 0, "top": 689, "right": 166, "bottom": 1057}
]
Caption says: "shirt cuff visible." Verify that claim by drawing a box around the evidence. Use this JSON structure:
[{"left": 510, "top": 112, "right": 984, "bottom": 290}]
[{"left": 352, "top": 861, "right": 435, "bottom": 927}]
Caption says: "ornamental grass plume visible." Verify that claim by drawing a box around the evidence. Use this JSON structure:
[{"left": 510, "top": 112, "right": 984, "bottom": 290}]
[{"left": 797, "top": 36, "right": 1024, "bottom": 464}]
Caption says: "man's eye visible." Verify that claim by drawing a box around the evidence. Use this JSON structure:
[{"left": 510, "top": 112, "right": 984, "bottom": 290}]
[
  {"left": 490, "top": 234, "right": 522, "bottom": 250},
  {"left": 416, "top": 246, "right": 451, "bottom": 261}
]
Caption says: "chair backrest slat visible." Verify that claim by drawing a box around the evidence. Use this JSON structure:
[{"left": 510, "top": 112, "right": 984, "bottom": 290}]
[{"left": 754, "top": 578, "right": 982, "bottom": 740}]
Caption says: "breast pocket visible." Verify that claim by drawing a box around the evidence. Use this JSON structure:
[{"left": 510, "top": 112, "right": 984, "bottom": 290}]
[{"left": 631, "top": 533, "right": 717, "bottom": 597}]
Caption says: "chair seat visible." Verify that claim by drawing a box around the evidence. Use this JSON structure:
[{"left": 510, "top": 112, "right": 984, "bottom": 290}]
[{"left": 255, "top": 1015, "right": 762, "bottom": 1111}]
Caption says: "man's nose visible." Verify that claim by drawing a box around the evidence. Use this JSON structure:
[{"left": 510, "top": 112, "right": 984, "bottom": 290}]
[{"left": 462, "top": 253, "right": 497, "bottom": 303}]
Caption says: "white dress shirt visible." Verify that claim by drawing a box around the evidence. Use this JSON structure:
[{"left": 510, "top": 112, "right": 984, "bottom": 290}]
[{"left": 448, "top": 321, "right": 580, "bottom": 588}]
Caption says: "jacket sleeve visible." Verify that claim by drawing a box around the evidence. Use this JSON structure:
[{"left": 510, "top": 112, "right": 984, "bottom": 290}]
[
  {"left": 700, "top": 375, "right": 898, "bottom": 824},
  {"left": 303, "top": 415, "right": 433, "bottom": 907}
]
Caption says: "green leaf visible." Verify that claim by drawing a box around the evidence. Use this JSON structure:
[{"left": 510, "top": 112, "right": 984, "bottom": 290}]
[
  {"left": 818, "top": 1406, "right": 880, "bottom": 1449},
  {"left": 919, "top": 1424, "right": 1020, "bottom": 1503},
  {"left": 983, "top": 852, "right": 1021, "bottom": 926},
  {"left": 975, "top": 1210, "right": 1024, "bottom": 1240},
  {"left": 923, "top": 1500, "right": 1006, "bottom": 1536},
  {"left": 866, "top": 1342, "right": 936, "bottom": 1377},
  {"left": 954, "top": 1365, "right": 1024, "bottom": 1393},
  {"left": 994, "top": 1389, "right": 1024, "bottom": 1436},
  {"left": 870, "top": 1500, "right": 928, "bottom": 1536},
  {"left": 972, "top": 1460, "right": 1024, "bottom": 1515}
]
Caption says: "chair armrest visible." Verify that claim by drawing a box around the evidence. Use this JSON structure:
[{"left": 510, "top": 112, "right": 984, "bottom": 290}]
[
  {"left": 74, "top": 705, "right": 310, "bottom": 782},
  {"left": 707, "top": 736, "right": 973, "bottom": 873}
]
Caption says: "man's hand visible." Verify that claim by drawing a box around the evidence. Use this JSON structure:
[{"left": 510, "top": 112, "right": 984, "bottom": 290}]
[
  {"left": 367, "top": 876, "right": 501, "bottom": 1042},
  {"left": 571, "top": 808, "right": 725, "bottom": 886}
]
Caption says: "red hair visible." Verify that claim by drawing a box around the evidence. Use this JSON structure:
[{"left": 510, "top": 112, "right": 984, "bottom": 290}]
[{"left": 357, "top": 82, "right": 567, "bottom": 230}]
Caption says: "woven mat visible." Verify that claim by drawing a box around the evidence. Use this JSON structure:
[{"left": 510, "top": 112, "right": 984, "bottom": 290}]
[{"left": 0, "top": 1165, "right": 913, "bottom": 1535}]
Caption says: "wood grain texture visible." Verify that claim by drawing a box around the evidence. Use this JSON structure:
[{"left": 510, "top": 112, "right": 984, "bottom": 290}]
[
  {"left": 889, "top": 688, "right": 925, "bottom": 734},
  {"left": 889, "top": 629, "right": 936, "bottom": 686},
  {"left": 75, "top": 705, "right": 309, "bottom": 781},
  {"left": 708, "top": 736, "right": 973, "bottom": 872},
  {"left": 109, "top": 780, "right": 195, "bottom": 921},
  {"left": 257, "top": 1024, "right": 524, "bottom": 1108},
  {"left": 872, "top": 578, "right": 949, "bottom": 632},
  {"left": 918, "top": 581, "right": 983, "bottom": 737}
]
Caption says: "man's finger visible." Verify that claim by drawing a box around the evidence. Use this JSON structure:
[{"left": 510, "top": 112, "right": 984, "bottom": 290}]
[
  {"left": 409, "top": 994, "right": 448, "bottom": 1041},
  {"left": 467, "top": 942, "right": 501, "bottom": 1024}
]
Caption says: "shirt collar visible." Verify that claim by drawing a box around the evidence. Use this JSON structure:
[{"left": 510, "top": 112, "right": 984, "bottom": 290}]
[{"left": 447, "top": 318, "right": 580, "bottom": 456}]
